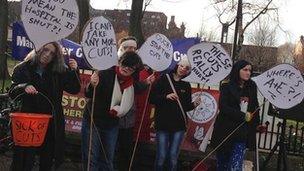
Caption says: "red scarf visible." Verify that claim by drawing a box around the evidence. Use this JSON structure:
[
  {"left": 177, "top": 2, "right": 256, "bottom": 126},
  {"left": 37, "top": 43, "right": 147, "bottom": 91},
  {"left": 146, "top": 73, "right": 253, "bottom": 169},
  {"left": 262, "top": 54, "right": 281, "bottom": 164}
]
[{"left": 115, "top": 66, "right": 134, "bottom": 90}]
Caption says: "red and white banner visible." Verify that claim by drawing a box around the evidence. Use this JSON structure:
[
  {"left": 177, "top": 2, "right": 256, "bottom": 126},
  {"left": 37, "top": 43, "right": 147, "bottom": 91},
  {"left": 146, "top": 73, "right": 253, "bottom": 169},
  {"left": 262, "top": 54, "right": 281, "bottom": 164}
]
[
  {"left": 62, "top": 73, "right": 220, "bottom": 152},
  {"left": 134, "top": 87, "right": 220, "bottom": 152},
  {"left": 63, "top": 73, "right": 91, "bottom": 133}
]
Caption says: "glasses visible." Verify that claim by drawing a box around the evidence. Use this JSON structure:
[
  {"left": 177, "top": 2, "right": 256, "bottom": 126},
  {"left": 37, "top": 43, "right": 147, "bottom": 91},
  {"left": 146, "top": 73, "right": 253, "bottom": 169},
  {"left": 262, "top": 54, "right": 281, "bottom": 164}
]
[{"left": 122, "top": 65, "right": 136, "bottom": 72}]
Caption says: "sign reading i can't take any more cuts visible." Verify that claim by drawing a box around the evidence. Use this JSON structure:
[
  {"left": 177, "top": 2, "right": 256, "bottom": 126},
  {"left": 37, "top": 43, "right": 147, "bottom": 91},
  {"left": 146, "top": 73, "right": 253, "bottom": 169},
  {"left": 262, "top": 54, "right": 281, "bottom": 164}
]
[{"left": 81, "top": 16, "right": 118, "bottom": 70}]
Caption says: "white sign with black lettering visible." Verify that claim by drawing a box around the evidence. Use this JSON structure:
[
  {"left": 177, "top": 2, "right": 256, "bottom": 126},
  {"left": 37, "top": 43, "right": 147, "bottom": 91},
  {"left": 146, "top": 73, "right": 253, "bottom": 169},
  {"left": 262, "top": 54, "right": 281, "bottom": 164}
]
[
  {"left": 182, "top": 42, "right": 232, "bottom": 85},
  {"left": 252, "top": 64, "right": 304, "bottom": 109},
  {"left": 21, "top": 0, "right": 79, "bottom": 50},
  {"left": 138, "top": 33, "right": 173, "bottom": 71},
  {"left": 81, "top": 16, "right": 118, "bottom": 70}
]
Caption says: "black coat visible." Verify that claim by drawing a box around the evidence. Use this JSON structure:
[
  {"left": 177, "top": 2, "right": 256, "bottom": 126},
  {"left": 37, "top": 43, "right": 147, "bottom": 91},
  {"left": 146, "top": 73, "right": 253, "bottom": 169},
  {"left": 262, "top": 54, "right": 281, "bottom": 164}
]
[
  {"left": 211, "top": 80, "right": 259, "bottom": 152},
  {"left": 9, "top": 60, "right": 81, "bottom": 167},
  {"left": 83, "top": 67, "right": 119, "bottom": 128},
  {"left": 149, "top": 73, "right": 195, "bottom": 132}
]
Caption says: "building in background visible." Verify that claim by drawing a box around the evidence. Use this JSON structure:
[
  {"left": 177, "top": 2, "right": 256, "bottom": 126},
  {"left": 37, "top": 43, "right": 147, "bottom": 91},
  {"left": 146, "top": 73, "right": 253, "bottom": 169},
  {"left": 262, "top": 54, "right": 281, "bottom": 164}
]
[{"left": 91, "top": 8, "right": 186, "bottom": 40}]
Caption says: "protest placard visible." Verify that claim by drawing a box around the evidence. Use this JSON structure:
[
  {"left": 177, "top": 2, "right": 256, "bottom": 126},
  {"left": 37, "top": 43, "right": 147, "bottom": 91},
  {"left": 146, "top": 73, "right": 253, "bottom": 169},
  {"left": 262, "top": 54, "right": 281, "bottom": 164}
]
[
  {"left": 138, "top": 33, "right": 173, "bottom": 71},
  {"left": 252, "top": 64, "right": 304, "bottom": 109},
  {"left": 21, "top": 0, "right": 79, "bottom": 50},
  {"left": 182, "top": 42, "right": 232, "bottom": 85},
  {"left": 81, "top": 16, "right": 118, "bottom": 70}
]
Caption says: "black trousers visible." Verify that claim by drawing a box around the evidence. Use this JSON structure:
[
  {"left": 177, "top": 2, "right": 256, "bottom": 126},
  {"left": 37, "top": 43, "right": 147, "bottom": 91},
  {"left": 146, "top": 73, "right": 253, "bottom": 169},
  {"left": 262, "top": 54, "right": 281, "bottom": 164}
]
[
  {"left": 11, "top": 125, "right": 55, "bottom": 171},
  {"left": 116, "top": 127, "right": 134, "bottom": 171}
]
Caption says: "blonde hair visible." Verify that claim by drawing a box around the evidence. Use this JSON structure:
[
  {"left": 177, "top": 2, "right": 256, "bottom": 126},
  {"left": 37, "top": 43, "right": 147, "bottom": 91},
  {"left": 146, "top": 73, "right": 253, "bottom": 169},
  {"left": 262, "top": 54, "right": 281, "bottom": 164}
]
[{"left": 24, "top": 42, "right": 66, "bottom": 73}]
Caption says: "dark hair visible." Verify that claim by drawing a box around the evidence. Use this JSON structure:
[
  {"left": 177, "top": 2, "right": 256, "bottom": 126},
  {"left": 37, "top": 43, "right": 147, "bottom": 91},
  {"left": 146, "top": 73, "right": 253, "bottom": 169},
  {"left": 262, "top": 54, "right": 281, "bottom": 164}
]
[
  {"left": 119, "top": 51, "right": 143, "bottom": 72},
  {"left": 230, "top": 59, "right": 252, "bottom": 84},
  {"left": 24, "top": 42, "right": 65, "bottom": 73}
]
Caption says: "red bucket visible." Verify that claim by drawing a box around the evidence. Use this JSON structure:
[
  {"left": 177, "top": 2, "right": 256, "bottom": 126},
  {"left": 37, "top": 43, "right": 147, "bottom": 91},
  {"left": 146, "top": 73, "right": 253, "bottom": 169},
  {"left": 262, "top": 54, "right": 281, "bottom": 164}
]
[{"left": 10, "top": 113, "right": 52, "bottom": 147}]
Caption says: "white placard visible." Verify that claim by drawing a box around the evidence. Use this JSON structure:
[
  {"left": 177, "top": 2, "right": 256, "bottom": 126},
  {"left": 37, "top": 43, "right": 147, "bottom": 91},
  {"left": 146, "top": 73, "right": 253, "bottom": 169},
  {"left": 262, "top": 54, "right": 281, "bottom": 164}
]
[
  {"left": 21, "top": 0, "right": 79, "bottom": 50},
  {"left": 182, "top": 42, "right": 232, "bottom": 86},
  {"left": 252, "top": 64, "right": 304, "bottom": 109},
  {"left": 81, "top": 16, "right": 118, "bottom": 70},
  {"left": 138, "top": 33, "right": 173, "bottom": 71}
]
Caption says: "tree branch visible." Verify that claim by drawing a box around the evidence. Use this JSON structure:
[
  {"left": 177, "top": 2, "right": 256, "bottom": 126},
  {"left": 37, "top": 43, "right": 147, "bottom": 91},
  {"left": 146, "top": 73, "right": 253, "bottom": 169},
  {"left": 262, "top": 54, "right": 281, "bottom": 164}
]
[{"left": 243, "top": 0, "right": 274, "bottom": 32}]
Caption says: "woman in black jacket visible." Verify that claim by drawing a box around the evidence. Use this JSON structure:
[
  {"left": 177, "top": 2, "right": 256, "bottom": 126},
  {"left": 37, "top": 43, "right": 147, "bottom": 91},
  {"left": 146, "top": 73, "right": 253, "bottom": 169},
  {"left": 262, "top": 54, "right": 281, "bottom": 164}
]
[
  {"left": 150, "top": 58, "right": 200, "bottom": 171},
  {"left": 211, "top": 60, "right": 259, "bottom": 171},
  {"left": 9, "top": 42, "right": 81, "bottom": 170},
  {"left": 81, "top": 51, "right": 143, "bottom": 171}
]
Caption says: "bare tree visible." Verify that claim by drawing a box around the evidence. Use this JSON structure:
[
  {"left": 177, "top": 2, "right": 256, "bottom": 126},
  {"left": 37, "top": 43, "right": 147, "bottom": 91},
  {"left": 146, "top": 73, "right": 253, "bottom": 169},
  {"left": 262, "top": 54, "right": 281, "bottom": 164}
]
[
  {"left": 76, "top": 0, "right": 90, "bottom": 42},
  {"left": 245, "top": 17, "right": 277, "bottom": 71},
  {"left": 277, "top": 42, "right": 294, "bottom": 64},
  {"left": 247, "top": 17, "right": 277, "bottom": 47},
  {"left": 211, "top": 0, "right": 278, "bottom": 60},
  {"left": 0, "top": 0, "right": 8, "bottom": 81},
  {"left": 294, "top": 36, "right": 304, "bottom": 73},
  {"left": 129, "top": 0, "right": 152, "bottom": 47},
  {"left": 198, "top": 24, "right": 219, "bottom": 42}
]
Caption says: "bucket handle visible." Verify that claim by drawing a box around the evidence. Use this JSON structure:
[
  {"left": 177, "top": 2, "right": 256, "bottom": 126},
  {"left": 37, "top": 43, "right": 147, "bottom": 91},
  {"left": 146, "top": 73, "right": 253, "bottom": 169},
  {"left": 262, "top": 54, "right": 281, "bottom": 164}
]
[{"left": 11, "top": 92, "right": 56, "bottom": 115}]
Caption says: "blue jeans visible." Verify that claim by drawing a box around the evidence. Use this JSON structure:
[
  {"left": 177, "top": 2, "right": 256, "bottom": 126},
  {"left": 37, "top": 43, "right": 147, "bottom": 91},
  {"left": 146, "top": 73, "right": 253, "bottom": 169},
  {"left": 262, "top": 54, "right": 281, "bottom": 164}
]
[
  {"left": 81, "top": 118, "right": 119, "bottom": 171},
  {"left": 216, "top": 142, "right": 246, "bottom": 171},
  {"left": 155, "top": 130, "right": 185, "bottom": 171}
]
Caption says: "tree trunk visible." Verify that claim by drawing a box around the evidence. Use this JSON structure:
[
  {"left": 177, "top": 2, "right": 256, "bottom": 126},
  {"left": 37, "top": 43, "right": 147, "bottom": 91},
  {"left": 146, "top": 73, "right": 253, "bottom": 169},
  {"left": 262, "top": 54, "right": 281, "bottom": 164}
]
[
  {"left": 129, "top": 0, "right": 145, "bottom": 47},
  {"left": 76, "top": 0, "right": 90, "bottom": 42},
  {"left": 0, "top": 0, "right": 9, "bottom": 80}
]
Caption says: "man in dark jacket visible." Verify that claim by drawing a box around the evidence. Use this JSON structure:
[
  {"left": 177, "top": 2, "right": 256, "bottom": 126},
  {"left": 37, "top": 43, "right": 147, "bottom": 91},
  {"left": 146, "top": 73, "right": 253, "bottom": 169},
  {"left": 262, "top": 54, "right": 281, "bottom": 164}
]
[{"left": 9, "top": 42, "right": 81, "bottom": 170}]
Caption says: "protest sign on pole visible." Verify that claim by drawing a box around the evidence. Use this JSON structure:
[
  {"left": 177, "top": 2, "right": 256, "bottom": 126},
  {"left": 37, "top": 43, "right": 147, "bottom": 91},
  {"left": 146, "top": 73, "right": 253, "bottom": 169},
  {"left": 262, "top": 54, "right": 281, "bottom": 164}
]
[
  {"left": 252, "top": 64, "right": 304, "bottom": 109},
  {"left": 182, "top": 42, "right": 232, "bottom": 86},
  {"left": 21, "top": 0, "right": 79, "bottom": 50},
  {"left": 81, "top": 16, "right": 118, "bottom": 70},
  {"left": 138, "top": 33, "right": 173, "bottom": 71}
]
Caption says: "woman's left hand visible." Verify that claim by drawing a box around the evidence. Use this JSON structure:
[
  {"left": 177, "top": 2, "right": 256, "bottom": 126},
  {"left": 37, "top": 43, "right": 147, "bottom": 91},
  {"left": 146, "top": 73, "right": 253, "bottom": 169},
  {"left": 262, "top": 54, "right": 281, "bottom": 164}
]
[{"left": 68, "top": 58, "right": 78, "bottom": 70}]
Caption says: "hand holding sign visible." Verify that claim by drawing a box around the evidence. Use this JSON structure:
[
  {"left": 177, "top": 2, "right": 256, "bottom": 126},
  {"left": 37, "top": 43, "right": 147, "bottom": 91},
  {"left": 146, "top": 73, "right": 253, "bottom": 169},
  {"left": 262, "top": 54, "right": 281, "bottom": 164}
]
[
  {"left": 81, "top": 16, "right": 118, "bottom": 70},
  {"left": 138, "top": 33, "right": 173, "bottom": 71},
  {"left": 21, "top": 0, "right": 79, "bottom": 50},
  {"left": 252, "top": 64, "right": 304, "bottom": 109},
  {"left": 182, "top": 43, "right": 232, "bottom": 85}
]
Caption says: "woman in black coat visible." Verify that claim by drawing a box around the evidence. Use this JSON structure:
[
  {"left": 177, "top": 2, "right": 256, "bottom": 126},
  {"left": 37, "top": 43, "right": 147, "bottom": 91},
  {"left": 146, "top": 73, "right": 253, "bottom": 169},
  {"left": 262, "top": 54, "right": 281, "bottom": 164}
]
[
  {"left": 211, "top": 60, "right": 260, "bottom": 171},
  {"left": 9, "top": 42, "right": 81, "bottom": 171},
  {"left": 150, "top": 58, "right": 200, "bottom": 171}
]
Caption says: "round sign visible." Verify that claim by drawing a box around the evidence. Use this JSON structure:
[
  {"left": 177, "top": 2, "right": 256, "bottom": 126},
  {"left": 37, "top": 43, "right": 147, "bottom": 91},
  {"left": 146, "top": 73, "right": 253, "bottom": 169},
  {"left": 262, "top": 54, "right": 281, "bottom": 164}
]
[{"left": 187, "top": 92, "right": 218, "bottom": 123}]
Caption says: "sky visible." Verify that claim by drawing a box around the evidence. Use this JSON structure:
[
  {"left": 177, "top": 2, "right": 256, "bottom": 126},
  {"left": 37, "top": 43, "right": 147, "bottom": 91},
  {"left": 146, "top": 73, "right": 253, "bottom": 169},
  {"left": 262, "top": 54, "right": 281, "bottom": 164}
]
[{"left": 90, "top": 0, "right": 304, "bottom": 46}]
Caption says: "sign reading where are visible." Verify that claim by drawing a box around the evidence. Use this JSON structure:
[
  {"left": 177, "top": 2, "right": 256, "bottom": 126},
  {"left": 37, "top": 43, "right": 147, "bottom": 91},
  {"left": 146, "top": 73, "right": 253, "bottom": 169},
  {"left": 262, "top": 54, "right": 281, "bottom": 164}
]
[{"left": 252, "top": 64, "right": 304, "bottom": 109}]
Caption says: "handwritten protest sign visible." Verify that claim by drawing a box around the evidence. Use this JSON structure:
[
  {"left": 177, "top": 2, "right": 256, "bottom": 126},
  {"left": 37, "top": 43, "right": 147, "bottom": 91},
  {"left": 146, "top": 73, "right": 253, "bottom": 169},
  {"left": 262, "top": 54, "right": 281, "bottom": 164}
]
[
  {"left": 81, "top": 16, "right": 118, "bottom": 70},
  {"left": 21, "top": 0, "right": 79, "bottom": 50},
  {"left": 138, "top": 33, "right": 173, "bottom": 71},
  {"left": 182, "top": 42, "right": 232, "bottom": 85},
  {"left": 252, "top": 64, "right": 304, "bottom": 109},
  {"left": 11, "top": 113, "right": 52, "bottom": 147}
]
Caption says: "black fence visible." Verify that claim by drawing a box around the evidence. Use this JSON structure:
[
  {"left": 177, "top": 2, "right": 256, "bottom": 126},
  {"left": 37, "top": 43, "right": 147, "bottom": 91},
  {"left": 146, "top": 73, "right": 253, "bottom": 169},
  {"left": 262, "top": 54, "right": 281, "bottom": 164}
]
[{"left": 256, "top": 98, "right": 304, "bottom": 157}]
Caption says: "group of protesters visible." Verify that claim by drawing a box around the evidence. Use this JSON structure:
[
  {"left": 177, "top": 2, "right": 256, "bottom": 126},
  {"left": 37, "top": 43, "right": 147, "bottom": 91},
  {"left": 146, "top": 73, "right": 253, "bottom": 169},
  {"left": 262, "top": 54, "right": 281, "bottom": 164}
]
[{"left": 8, "top": 35, "right": 263, "bottom": 171}]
